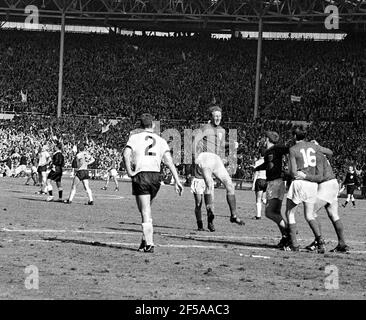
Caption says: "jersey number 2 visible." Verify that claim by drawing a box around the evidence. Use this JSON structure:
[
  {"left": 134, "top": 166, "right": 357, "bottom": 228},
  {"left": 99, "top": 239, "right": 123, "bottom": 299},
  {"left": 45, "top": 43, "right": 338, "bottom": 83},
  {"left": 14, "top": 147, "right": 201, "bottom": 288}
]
[
  {"left": 300, "top": 148, "right": 316, "bottom": 168},
  {"left": 145, "top": 136, "right": 157, "bottom": 156}
]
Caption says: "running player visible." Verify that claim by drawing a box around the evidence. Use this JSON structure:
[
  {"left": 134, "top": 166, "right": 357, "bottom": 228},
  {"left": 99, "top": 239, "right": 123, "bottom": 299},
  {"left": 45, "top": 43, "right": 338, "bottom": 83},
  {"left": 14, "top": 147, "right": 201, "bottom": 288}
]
[
  {"left": 341, "top": 165, "right": 360, "bottom": 208},
  {"left": 123, "top": 114, "right": 183, "bottom": 253},
  {"left": 64, "top": 143, "right": 95, "bottom": 205},
  {"left": 36, "top": 145, "right": 51, "bottom": 195},
  {"left": 285, "top": 128, "right": 333, "bottom": 253},
  {"left": 46, "top": 142, "right": 65, "bottom": 202},
  {"left": 101, "top": 157, "right": 119, "bottom": 191},
  {"left": 295, "top": 141, "right": 349, "bottom": 253},
  {"left": 252, "top": 147, "right": 267, "bottom": 220},
  {"left": 254, "top": 131, "right": 289, "bottom": 248}
]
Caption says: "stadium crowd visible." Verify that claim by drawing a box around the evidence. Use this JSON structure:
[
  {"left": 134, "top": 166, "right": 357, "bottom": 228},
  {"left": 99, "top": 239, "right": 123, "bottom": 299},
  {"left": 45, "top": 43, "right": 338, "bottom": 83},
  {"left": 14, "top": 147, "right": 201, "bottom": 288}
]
[{"left": 0, "top": 30, "right": 365, "bottom": 188}]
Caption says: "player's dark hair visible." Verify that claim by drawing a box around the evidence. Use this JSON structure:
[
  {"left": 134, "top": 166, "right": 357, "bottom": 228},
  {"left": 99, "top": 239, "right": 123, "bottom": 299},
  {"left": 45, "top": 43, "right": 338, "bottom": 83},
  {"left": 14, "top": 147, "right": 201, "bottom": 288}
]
[
  {"left": 78, "top": 143, "right": 85, "bottom": 152},
  {"left": 259, "top": 147, "right": 266, "bottom": 157},
  {"left": 140, "top": 113, "right": 154, "bottom": 129},
  {"left": 292, "top": 126, "right": 307, "bottom": 141},
  {"left": 56, "top": 142, "right": 63, "bottom": 151}
]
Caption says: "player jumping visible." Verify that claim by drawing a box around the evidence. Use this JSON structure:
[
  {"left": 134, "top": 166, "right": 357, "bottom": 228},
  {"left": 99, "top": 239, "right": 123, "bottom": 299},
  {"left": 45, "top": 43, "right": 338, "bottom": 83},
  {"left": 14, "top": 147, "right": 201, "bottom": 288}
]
[{"left": 192, "top": 106, "right": 244, "bottom": 231}]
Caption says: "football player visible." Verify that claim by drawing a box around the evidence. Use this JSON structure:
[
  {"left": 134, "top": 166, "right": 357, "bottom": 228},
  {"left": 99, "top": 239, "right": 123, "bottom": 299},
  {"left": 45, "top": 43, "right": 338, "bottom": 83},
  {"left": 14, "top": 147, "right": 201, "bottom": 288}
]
[{"left": 123, "top": 114, "right": 183, "bottom": 253}]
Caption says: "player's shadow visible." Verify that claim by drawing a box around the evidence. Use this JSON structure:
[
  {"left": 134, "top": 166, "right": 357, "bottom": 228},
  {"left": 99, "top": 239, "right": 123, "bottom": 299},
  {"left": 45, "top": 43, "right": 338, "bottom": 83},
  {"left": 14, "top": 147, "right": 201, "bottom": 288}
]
[
  {"left": 165, "top": 234, "right": 278, "bottom": 250},
  {"left": 42, "top": 237, "right": 138, "bottom": 252},
  {"left": 16, "top": 196, "right": 48, "bottom": 203},
  {"left": 105, "top": 226, "right": 141, "bottom": 234}
]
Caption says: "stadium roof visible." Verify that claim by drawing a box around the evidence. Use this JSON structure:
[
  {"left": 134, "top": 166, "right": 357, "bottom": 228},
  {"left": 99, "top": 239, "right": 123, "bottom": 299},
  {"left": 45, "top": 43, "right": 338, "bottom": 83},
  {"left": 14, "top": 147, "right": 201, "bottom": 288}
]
[{"left": 1, "top": 0, "right": 366, "bottom": 33}]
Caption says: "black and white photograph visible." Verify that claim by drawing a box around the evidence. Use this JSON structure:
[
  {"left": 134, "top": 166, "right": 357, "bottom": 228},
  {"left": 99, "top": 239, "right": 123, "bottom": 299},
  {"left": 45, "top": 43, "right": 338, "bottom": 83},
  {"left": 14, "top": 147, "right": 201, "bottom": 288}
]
[{"left": 0, "top": 0, "right": 365, "bottom": 305}]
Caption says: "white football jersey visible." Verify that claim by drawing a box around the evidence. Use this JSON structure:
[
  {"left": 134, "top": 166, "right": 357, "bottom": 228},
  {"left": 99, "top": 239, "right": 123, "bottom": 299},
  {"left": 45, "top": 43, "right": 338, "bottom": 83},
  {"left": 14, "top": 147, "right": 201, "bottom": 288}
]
[
  {"left": 76, "top": 151, "right": 92, "bottom": 171},
  {"left": 38, "top": 151, "right": 50, "bottom": 167},
  {"left": 126, "top": 131, "right": 170, "bottom": 174}
]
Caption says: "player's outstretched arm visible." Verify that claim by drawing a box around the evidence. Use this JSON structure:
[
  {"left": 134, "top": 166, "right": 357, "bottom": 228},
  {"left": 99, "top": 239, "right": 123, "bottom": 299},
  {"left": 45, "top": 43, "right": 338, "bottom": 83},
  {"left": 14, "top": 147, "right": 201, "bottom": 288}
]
[
  {"left": 122, "top": 147, "right": 135, "bottom": 177},
  {"left": 163, "top": 151, "right": 183, "bottom": 196}
]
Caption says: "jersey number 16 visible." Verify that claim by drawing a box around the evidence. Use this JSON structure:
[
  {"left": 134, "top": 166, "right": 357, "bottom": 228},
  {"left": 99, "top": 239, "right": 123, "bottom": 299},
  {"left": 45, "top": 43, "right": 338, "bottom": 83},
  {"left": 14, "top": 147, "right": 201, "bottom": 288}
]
[{"left": 300, "top": 148, "right": 316, "bottom": 168}]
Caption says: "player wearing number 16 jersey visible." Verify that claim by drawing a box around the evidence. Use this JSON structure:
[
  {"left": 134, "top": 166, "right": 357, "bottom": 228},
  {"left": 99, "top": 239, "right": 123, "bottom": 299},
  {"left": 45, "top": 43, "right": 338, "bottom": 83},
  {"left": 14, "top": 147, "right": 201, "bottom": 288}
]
[
  {"left": 285, "top": 127, "right": 333, "bottom": 252},
  {"left": 123, "top": 114, "right": 183, "bottom": 253},
  {"left": 295, "top": 142, "right": 349, "bottom": 253}
]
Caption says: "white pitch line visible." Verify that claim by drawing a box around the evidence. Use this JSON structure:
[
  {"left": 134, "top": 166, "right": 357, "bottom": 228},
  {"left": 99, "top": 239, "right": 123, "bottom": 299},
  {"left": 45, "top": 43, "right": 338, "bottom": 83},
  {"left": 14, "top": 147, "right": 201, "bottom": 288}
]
[{"left": 1, "top": 227, "right": 135, "bottom": 236}]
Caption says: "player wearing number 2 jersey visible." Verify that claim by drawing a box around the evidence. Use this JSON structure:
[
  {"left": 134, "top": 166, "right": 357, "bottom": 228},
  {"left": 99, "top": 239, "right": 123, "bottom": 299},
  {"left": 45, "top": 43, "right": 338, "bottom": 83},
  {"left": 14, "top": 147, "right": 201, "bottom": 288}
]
[
  {"left": 123, "top": 114, "right": 183, "bottom": 253},
  {"left": 285, "top": 127, "right": 333, "bottom": 252}
]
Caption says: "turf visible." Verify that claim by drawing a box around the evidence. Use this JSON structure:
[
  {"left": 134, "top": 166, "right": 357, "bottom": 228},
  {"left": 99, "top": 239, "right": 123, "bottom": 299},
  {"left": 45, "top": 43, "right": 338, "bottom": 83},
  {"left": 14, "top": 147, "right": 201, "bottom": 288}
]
[{"left": 0, "top": 177, "right": 365, "bottom": 300}]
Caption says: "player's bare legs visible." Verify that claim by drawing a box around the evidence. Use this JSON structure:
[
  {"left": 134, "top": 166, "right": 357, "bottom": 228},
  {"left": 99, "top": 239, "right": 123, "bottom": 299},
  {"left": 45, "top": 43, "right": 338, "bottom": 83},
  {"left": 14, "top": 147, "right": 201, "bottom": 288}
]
[
  {"left": 136, "top": 194, "right": 154, "bottom": 252},
  {"left": 102, "top": 175, "right": 110, "bottom": 190},
  {"left": 65, "top": 177, "right": 79, "bottom": 203},
  {"left": 113, "top": 176, "right": 119, "bottom": 191},
  {"left": 82, "top": 180, "right": 94, "bottom": 205},
  {"left": 265, "top": 199, "right": 288, "bottom": 246}
]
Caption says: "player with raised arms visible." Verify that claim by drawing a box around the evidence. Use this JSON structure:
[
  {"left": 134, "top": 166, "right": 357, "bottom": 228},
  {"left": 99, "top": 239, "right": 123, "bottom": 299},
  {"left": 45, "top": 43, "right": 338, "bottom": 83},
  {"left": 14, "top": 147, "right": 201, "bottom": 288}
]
[
  {"left": 123, "top": 114, "right": 183, "bottom": 253},
  {"left": 285, "top": 127, "right": 333, "bottom": 252}
]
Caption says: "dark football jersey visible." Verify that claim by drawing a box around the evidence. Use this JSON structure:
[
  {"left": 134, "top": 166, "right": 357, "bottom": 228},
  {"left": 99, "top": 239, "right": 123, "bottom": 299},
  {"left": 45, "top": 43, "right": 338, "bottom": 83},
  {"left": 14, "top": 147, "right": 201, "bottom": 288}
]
[
  {"left": 52, "top": 151, "right": 65, "bottom": 169},
  {"left": 343, "top": 171, "right": 359, "bottom": 186},
  {"left": 255, "top": 145, "right": 289, "bottom": 181}
]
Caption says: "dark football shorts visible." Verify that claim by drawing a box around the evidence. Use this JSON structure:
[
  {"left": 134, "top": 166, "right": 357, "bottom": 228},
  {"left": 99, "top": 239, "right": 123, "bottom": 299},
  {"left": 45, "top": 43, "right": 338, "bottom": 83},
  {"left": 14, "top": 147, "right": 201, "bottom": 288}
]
[
  {"left": 76, "top": 170, "right": 90, "bottom": 181},
  {"left": 255, "top": 178, "right": 268, "bottom": 192},
  {"left": 346, "top": 185, "right": 355, "bottom": 195},
  {"left": 37, "top": 165, "right": 48, "bottom": 173},
  {"left": 47, "top": 169, "right": 62, "bottom": 183},
  {"left": 132, "top": 172, "right": 161, "bottom": 200}
]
